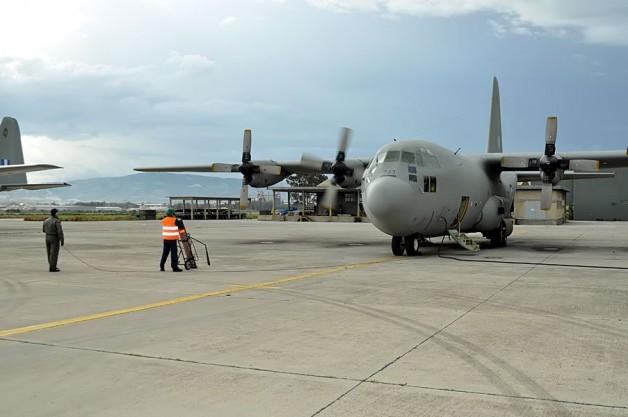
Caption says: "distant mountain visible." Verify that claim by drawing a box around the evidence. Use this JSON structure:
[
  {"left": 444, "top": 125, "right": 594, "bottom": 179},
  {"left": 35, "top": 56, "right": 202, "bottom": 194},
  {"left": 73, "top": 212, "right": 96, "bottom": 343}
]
[{"left": 4, "top": 173, "right": 251, "bottom": 203}]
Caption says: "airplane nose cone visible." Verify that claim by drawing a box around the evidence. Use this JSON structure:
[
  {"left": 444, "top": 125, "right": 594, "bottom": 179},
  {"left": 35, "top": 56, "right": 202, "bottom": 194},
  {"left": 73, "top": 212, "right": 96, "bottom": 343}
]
[{"left": 364, "top": 176, "right": 416, "bottom": 219}]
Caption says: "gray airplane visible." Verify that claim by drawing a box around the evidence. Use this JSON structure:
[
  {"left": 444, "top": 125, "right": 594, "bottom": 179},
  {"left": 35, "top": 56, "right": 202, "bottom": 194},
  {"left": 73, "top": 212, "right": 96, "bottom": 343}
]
[
  {"left": 0, "top": 117, "right": 70, "bottom": 192},
  {"left": 135, "top": 78, "right": 628, "bottom": 255}
]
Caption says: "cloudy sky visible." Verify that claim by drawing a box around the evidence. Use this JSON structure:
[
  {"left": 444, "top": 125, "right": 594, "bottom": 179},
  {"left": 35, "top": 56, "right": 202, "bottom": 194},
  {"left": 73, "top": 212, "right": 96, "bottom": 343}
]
[{"left": 1, "top": 0, "right": 627, "bottom": 182}]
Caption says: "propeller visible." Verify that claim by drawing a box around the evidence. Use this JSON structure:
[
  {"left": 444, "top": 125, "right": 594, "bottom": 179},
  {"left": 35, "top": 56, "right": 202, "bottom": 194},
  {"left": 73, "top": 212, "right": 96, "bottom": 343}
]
[
  {"left": 501, "top": 117, "right": 599, "bottom": 210},
  {"left": 211, "top": 129, "right": 281, "bottom": 209},
  {"left": 301, "top": 127, "right": 353, "bottom": 210}
]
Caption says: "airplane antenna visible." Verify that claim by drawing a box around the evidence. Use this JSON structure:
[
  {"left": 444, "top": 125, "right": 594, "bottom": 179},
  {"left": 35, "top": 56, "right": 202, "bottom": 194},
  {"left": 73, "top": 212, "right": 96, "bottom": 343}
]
[{"left": 454, "top": 147, "right": 461, "bottom": 155}]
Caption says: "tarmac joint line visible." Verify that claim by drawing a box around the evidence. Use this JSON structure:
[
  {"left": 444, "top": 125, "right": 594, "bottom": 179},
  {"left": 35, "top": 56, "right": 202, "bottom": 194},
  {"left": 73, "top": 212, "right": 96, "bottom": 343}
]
[{"left": 0, "top": 257, "right": 399, "bottom": 338}]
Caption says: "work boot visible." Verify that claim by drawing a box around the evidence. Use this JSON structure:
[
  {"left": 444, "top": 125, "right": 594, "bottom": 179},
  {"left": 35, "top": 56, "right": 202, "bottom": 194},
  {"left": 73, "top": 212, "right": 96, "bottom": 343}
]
[
  {"left": 49, "top": 268, "right": 60, "bottom": 272},
  {"left": 173, "top": 268, "right": 183, "bottom": 272},
  {"left": 159, "top": 266, "right": 165, "bottom": 271}
]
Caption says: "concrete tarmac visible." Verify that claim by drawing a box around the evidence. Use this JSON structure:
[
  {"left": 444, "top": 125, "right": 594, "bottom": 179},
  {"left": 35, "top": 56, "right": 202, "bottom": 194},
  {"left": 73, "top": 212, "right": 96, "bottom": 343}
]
[{"left": 1, "top": 219, "right": 627, "bottom": 416}]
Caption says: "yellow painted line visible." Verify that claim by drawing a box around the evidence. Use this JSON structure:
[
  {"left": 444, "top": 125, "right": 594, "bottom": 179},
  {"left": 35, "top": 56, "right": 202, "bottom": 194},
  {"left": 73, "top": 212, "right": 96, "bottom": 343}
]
[{"left": 0, "top": 257, "right": 398, "bottom": 337}]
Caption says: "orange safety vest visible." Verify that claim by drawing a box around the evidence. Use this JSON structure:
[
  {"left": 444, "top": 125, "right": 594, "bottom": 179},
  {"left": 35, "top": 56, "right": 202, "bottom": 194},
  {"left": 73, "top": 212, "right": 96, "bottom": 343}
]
[{"left": 161, "top": 217, "right": 179, "bottom": 240}]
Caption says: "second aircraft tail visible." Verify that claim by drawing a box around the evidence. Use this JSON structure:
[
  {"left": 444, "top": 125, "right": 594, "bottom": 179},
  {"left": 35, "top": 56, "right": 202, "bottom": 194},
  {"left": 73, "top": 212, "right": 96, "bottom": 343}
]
[
  {"left": 0, "top": 117, "right": 27, "bottom": 185},
  {"left": 487, "top": 77, "right": 503, "bottom": 153}
]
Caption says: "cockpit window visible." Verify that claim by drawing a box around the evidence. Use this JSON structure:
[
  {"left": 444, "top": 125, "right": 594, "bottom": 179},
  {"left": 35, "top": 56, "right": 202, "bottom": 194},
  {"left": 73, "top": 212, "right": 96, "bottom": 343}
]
[
  {"left": 371, "top": 149, "right": 422, "bottom": 167},
  {"left": 401, "top": 151, "right": 415, "bottom": 164},
  {"left": 383, "top": 151, "right": 400, "bottom": 162},
  {"left": 417, "top": 147, "right": 440, "bottom": 168},
  {"left": 374, "top": 152, "right": 385, "bottom": 165},
  {"left": 415, "top": 152, "right": 423, "bottom": 167}
]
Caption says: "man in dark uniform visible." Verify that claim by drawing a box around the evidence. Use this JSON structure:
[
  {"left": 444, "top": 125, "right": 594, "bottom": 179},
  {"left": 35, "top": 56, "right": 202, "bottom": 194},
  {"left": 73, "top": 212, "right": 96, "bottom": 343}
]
[{"left": 42, "top": 208, "right": 64, "bottom": 272}]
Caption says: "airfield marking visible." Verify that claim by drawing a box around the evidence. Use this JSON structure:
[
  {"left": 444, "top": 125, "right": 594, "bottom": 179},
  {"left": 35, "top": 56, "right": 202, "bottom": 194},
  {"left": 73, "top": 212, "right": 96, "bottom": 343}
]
[{"left": 0, "top": 257, "right": 399, "bottom": 338}]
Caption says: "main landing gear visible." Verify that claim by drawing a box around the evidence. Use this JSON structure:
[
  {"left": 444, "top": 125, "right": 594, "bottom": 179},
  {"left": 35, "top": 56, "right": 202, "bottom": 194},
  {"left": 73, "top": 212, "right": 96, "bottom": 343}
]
[
  {"left": 486, "top": 220, "right": 508, "bottom": 248},
  {"left": 391, "top": 234, "right": 423, "bottom": 256}
]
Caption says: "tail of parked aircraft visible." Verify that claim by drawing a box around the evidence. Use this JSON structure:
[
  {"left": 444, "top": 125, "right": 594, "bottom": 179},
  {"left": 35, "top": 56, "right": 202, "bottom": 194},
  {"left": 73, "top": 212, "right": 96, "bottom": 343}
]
[
  {"left": 0, "top": 117, "right": 27, "bottom": 185},
  {"left": 487, "top": 77, "right": 503, "bottom": 153},
  {"left": 0, "top": 116, "right": 70, "bottom": 191}
]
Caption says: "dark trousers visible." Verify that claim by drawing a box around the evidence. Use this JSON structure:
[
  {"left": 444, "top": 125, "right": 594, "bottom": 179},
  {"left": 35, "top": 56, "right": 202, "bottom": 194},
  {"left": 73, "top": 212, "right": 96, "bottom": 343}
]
[
  {"left": 160, "top": 240, "right": 178, "bottom": 270},
  {"left": 45, "top": 236, "right": 60, "bottom": 271}
]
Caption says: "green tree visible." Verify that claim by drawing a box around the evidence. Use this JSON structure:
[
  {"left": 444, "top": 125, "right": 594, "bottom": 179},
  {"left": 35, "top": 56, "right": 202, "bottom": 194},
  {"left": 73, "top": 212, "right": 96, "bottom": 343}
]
[
  {"left": 285, "top": 173, "right": 329, "bottom": 210},
  {"left": 285, "top": 173, "right": 329, "bottom": 187}
]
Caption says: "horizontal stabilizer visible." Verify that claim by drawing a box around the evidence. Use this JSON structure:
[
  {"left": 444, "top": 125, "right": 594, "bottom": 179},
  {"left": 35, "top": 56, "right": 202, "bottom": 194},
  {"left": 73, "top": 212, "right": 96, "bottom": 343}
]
[
  {"left": 0, "top": 182, "right": 71, "bottom": 192},
  {"left": 0, "top": 164, "right": 62, "bottom": 176}
]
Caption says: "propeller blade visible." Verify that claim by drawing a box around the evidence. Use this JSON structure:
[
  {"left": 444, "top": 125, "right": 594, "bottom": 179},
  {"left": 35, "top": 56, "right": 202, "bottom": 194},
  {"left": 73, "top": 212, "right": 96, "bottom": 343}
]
[
  {"left": 320, "top": 186, "right": 338, "bottom": 211},
  {"left": 338, "top": 127, "right": 352, "bottom": 159},
  {"left": 545, "top": 116, "right": 557, "bottom": 156},
  {"left": 300, "top": 153, "right": 328, "bottom": 170},
  {"left": 501, "top": 156, "right": 530, "bottom": 169},
  {"left": 540, "top": 183, "right": 553, "bottom": 210},
  {"left": 242, "top": 129, "right": 252, "bottom": 163},
  {"left": 239, "top": 179, "right": 249, "bottom": 209},
  {"left": 211, "top": 163, "right": 239, "bottom": 173},
  {"left": 568, "top": 159, "right": 599, "bottom": 172}
]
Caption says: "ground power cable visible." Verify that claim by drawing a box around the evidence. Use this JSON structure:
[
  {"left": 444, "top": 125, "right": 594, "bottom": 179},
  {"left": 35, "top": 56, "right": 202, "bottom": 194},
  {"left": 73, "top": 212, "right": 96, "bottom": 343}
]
[{"left": 61, "top": 245, "right": 354, "bottom": 274}]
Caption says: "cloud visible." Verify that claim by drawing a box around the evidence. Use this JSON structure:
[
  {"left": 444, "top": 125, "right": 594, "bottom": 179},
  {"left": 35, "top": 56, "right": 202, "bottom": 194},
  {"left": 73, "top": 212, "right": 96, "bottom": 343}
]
[
  {"left": 0, "top": 0, "right": 87, "bottom": 58},
  {"left": 219, "top": 16, "right": 238, "bottom": 27},
  {"left": 21, "top": 134, "right": 138, "bottom": 182},
  {"left": 2, "top": 0, "right": 627, "bottom": 185},
  {"left": 306, "top": 0, "right": 628, "bottom": 45},
  {"left": 167, "top": 51, "right": 217, "bottom": 77}
]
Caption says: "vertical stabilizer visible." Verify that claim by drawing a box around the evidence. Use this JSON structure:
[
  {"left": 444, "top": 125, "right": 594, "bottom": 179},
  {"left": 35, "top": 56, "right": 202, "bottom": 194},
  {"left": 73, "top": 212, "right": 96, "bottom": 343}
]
[
  {"left": 0, "top": 117, "right": 27, "bottom": 184},
  {"left": 487, "top": 77, "right": 502, "bottom": 153}
]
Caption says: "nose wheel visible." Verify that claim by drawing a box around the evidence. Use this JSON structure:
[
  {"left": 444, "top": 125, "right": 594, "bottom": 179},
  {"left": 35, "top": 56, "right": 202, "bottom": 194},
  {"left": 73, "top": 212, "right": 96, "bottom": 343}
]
[{"left": 391, "top": 234, "right": 422, "bottom": 256}]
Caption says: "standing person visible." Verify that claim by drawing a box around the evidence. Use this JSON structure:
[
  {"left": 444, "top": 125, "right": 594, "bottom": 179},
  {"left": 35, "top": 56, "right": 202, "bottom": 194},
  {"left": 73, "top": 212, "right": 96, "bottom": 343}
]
[
  {"left": 160, "top": 208, "right": 183, "bottom": 272},
  {"left": 42, "top": 208, "right": 64, "bottom": 272}
]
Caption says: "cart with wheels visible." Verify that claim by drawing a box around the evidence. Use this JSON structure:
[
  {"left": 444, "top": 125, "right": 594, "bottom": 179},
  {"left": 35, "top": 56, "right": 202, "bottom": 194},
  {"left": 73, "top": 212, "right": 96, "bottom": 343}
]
[{"left": 177, "top": 233, "right": 211, "bottom": 270}]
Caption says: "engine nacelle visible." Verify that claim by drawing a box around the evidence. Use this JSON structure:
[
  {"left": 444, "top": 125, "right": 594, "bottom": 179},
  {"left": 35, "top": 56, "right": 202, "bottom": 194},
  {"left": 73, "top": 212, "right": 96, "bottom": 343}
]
[
  {"left": 248, "top": 173, "right": 288, "bottom": 187},
  {"left": 335, "top": 161, "right": 365, "bottom": 188}
]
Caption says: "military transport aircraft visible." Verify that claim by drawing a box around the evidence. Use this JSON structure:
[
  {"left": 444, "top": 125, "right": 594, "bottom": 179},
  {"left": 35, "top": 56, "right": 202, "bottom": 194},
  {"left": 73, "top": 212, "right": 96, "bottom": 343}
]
[
  {"left": 0, "top": 117, "right": 70, "bottom": 192},
  {"left": 135, "top": 78, "right": 628, "bottom": 256}
]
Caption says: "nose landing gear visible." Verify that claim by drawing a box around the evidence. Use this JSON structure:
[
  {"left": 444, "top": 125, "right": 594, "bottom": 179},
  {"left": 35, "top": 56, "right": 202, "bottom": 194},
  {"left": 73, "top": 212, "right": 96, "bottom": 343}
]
[{"left": 391, "top": 234, "right": 423, "bottom": 256}]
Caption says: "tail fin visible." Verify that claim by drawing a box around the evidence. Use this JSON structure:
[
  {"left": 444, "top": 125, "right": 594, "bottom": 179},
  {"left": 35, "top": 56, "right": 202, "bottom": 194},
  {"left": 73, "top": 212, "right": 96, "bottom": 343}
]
[
  {"left": 487, "top": 77, "right": 503, "bottom": 153},
  {"left": 0, "top": 117, "right": 27, "bottom": 185}
]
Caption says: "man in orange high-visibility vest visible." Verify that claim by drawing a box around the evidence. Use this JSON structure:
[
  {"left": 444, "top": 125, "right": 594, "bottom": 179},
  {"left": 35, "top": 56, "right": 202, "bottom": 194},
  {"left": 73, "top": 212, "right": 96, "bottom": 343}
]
[{"left": 160, "top": 208, "right": 183, "bottom": 272}]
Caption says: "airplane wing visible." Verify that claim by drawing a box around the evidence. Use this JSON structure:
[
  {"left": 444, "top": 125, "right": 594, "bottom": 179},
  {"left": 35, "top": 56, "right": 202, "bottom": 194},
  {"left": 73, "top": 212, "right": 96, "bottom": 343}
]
[
  {"left": 477, "top": 149, "right": 628, "bottom": 174},
  {"left": 133, "top": 164, "right": 215, "bottom": 173},
  {"left": 134, "top": 161, "right": 337, "bottom": 175},
  {"left": 514, "top": 171, "right": 615, "bottom": 182},
  {"left": 0, "top": 164, "right": 63, "bottom": 176},
  {"left": 135, "top": 128, "right": 371, "bottom": 178},
  {"left": 0, "top": 182, "right": 71, "bottom": 192}
]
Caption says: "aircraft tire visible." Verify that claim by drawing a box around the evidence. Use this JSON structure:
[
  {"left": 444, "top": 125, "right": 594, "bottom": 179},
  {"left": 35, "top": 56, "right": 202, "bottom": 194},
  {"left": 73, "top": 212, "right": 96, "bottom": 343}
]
[
  {"left": 489, "top": 221, "right": 508, "bottom": 247},
  {"left": 391, "top": 236, "right": 405, "bottom": 256},
  {"left": 499, "top": 220, "right": 508, "bottom": 247},
  {"left": 404, "top": 234, "right": 422, "bottom": 256}
]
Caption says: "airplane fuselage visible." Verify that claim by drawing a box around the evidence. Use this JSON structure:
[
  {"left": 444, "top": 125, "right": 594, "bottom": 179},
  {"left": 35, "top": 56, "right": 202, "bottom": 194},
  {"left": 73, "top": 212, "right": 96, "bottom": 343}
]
[{"left": 362, "top": 140, "right": 516, "bottom": 240}]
